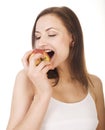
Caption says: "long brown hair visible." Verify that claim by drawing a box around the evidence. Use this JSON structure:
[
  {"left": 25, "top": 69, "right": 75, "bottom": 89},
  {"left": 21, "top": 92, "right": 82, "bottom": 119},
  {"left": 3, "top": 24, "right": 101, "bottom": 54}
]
[{"left": 32, "top": 6, "right": 89, "bottom": 87}]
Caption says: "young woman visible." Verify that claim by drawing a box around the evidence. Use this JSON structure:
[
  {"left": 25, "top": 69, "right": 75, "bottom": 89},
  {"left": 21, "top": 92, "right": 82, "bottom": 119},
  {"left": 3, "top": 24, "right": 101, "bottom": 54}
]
[{"left": 7, "top": 6, "right": 105, "bottom": 130}]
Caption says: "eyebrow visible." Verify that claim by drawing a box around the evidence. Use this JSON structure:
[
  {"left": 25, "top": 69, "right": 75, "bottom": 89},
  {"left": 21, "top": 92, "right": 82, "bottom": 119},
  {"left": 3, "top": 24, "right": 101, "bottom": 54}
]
[
  {"left": 35, "top": 27, "right": 58, "bottom": 33},
  {"left": 46, "top": 27, "right": 57, "bottom": 31}
]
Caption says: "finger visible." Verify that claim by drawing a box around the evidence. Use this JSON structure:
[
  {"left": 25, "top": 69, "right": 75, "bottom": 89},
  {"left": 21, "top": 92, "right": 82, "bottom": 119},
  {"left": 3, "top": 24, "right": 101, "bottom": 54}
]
[
  {"left": 41, "top": 64, "right": 53, "bottom": 74},
  {"left": 34, "top": 60, "right": 50, "bottom": 69},
  {"left": 22, "top": 50, "right": 33, "bottom": 69},
  {"left": 29, "top": 53, "right": 44, "bottom": 67}
]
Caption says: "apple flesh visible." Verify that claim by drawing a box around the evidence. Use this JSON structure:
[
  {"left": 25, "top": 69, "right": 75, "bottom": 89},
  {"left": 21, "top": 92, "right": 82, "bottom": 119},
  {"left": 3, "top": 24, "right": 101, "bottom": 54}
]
[{"left": 29, "top": 49, "right": 50, "bottom": 66}]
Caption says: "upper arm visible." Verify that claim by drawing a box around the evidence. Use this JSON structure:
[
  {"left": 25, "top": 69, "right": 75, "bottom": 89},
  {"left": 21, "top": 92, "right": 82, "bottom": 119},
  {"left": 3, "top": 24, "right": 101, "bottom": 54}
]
[
  {"left": 90, "top": 75, "right": 105, "bottom": 130},
  {"left": 95, "top": 79, "right": 105, "bottom": 130},
  {"left": 7, "top": 70, "right": 34, "bottom": 130}
]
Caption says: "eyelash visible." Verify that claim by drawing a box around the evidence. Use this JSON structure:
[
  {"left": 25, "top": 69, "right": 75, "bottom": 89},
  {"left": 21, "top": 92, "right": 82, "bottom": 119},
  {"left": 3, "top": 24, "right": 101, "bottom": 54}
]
[
  {"left": 48, "top": 34, "right": 56, "bottom": 37},
  {"left": 35, "top": 34, "right": 56, "bottom": 40},
  {"left": 35, "top": 36, "right": 40, "bottom": 40}
]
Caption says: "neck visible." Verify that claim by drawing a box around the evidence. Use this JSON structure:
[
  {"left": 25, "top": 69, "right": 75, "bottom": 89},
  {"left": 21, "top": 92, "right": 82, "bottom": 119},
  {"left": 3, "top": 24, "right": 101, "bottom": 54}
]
[{"left": 57, "top": 64, "right": 73, "bottom": 84}]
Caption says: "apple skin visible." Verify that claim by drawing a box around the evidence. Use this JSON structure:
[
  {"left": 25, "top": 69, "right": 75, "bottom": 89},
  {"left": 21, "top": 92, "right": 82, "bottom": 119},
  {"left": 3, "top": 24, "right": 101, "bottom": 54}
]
[{"left": 29, "top": 49, "right": 50, "bottom": 66}]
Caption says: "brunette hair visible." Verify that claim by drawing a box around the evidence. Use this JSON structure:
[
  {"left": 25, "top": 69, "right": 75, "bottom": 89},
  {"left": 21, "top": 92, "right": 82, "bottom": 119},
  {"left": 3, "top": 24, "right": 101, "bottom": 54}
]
[{"left": 32, "top": 6, "right": 89, "bottom": 87}]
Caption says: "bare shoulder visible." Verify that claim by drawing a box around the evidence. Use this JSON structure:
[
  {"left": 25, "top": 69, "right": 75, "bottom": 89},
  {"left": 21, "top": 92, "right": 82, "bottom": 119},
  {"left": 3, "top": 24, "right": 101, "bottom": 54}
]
[
  {"left": 89, "top": 74, "right": 102, "bottom": 86},
  {"left": 7, "top": 69, "right": 34, "bottom": 129},
  {"left": 88, "top": 74, "right": 103, "bottom": 94},
  {"left": 89, "top": 75, "right": 104, "bottom": 103},
  {"left": 14, "top": 69, "right": 34, "bottom": 97},
  {"left": 90, "top": 75, "right": 105, "bottom": 130},
  {"left": 89, "top": 74, "right": 105, "bottom": 130},
  {"left": 15, "top": 69, "right": 30, "bottom": 84}
]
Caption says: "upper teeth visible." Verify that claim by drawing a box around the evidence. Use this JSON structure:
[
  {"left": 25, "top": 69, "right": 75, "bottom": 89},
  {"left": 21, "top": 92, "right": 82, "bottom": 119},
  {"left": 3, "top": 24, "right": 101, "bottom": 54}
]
[{"left": 45, "top": 50, "right": 52, "bottom": 52}]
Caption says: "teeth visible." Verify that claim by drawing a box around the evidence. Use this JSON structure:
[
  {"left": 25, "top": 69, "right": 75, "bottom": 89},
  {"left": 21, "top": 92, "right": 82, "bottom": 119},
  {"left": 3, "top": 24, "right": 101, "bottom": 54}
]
[
  {"left": 45, "top": 49, "right": 52, "bottom": 52},
  {"left": 46, "top": 50, "right": 54, "bottom": 58}
]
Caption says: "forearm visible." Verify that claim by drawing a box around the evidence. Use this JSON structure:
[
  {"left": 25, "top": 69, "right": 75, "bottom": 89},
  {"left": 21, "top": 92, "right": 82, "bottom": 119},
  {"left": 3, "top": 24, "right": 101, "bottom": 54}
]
[{"left": 13, "top": 94, "right": 51, "bottom": 130}]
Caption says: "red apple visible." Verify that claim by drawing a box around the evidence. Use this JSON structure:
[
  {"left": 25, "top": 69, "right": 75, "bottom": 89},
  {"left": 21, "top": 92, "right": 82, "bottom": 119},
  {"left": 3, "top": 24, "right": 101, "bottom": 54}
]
[{"left": 29, "top": 49, "right": 50, "bottom": 66}]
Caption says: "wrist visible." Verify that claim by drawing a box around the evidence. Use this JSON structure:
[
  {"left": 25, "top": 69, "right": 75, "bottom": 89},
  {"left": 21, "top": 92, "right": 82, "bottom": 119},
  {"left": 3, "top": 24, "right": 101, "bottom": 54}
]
[
  {"left": 33, "top": 91, "right": 52, "bottom": 103},
  {"left": 34, "top": 85, "right": 53, "bottom": 97}
]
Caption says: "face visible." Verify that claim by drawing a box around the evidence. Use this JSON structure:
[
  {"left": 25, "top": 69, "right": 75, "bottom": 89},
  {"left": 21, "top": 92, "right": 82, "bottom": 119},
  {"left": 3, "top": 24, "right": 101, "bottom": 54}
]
[{"left": 34, "top": 14, "right": 73, "bottom": 68}]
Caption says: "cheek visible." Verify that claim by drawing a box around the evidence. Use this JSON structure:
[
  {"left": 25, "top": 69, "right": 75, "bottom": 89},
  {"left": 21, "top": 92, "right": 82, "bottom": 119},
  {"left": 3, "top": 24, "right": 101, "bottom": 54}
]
[
  {"left": 58, "top": 42, "right": 70, "bottom": 61},
  {"left": 52, "top": 42, "right": 70, "bottom": 67},
  {"left": 60, "top": 38, "right": 71, "bottom": 57},
  {"left": 60, "top": 38, "right": 70, "bottom": 52}
]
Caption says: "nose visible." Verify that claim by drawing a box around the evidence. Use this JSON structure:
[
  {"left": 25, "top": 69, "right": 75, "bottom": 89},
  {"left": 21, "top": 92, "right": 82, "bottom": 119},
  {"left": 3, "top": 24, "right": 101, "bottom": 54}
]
[{"left": 36, "top": 37, "right": 48, "bottom": 48}]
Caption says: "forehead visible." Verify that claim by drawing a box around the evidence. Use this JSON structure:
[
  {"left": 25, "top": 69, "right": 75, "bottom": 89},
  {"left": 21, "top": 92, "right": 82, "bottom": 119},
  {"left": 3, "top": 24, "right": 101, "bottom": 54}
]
[{"left": 36, "top": 14, "right": 65, "bottom": 31}]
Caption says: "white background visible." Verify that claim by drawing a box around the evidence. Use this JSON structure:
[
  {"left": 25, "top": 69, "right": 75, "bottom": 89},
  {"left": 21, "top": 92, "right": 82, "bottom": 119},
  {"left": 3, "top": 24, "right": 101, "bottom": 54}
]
[{"left": 0, "top": 0, "right": 105, "bottom": 129}]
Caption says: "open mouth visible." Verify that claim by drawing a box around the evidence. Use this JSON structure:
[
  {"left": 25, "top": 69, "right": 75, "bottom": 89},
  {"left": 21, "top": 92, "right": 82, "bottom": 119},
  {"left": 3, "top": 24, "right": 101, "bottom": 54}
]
[{"left": 46, "top": 50, "right": 55, "bottom": 59}]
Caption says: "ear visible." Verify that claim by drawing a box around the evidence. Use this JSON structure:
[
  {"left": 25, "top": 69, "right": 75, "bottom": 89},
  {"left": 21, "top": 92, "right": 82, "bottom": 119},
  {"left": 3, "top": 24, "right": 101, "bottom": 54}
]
[
  {"left": 70, "top": 33, "right": 76, "bottom": 47},
  {"left": 71, "top": 41, "right": 75, "bottom": 47}
]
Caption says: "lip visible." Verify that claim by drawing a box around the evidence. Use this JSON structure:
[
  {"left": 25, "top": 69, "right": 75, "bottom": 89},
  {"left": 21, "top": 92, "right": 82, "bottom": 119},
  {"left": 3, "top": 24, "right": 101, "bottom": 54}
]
[
  {"left": 50, "top": 51, "right": 56, "bottom": 64},
  {"left": 46, "top": 50, "right": 54, "bottom": 59},
  {"left": 35, "top": 48, "right": 56, "bottom": 61},
  {"left": 39, "top": 48, "right": 55, "bottom": 59}
]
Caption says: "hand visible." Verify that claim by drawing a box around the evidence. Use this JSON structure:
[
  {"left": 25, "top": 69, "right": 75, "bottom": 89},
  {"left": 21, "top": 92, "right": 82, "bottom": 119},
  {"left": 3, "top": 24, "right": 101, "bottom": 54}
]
[{"left": 22, "top": 50, "right": 53, "bottom": 96}]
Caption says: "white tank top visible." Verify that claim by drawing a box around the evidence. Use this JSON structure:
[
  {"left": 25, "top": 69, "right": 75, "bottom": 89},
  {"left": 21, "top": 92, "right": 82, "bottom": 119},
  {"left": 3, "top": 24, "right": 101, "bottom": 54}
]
[{"left": 40, "top": 92, "right": 98, "bottom": 130}]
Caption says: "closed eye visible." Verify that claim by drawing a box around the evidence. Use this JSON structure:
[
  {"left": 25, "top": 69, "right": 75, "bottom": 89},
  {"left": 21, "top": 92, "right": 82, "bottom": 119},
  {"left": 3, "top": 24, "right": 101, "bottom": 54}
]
[
  {"left": 35, "top": 36, "right": 41, "bottom": 40},
  {"left": 48, "top": 34, "right": 57, "bottom": 37}
]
